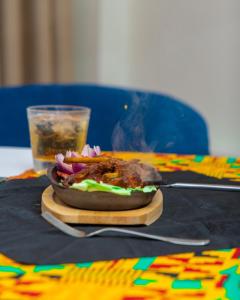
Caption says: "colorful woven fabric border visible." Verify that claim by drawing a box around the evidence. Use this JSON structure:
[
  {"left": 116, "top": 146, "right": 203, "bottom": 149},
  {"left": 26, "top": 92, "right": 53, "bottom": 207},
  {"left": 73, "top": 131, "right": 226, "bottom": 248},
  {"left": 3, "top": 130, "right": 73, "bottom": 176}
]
[
  {"left": 112, "top": 152, "right": 240, "bottom": 182},
  {"left": 2, "top": 152, "right": 240, "bottom": 298},
  {"left": 8, "top": 152, "right": 240, "bottom": 182},
  {"left": 0, "top": 248, "right": 239, "bottom": 299}
]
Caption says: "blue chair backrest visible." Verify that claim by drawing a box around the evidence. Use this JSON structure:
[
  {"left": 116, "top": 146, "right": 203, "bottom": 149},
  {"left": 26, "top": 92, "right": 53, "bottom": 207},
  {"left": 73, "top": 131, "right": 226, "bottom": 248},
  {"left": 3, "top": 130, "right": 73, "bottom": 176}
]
[{"left": 0, "top": 84, "right": 209, "bottom": 154}]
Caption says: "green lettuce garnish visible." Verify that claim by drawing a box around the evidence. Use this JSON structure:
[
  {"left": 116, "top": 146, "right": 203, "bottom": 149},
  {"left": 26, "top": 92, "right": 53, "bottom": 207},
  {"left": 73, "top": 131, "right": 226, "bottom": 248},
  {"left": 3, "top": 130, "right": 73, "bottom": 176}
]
[{"left": 70, "top": 179, "right": 157, "bottom": 196}]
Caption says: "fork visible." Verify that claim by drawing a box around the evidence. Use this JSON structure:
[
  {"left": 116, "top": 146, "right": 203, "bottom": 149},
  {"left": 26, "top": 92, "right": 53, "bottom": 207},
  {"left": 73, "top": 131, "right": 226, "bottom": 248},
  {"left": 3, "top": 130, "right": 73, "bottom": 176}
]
[
  {"left": 42, "top": 212, "right": 210, "bottom": 246},
  {"left": 147, "top": 179, "right": 240, "bottom": 192}
]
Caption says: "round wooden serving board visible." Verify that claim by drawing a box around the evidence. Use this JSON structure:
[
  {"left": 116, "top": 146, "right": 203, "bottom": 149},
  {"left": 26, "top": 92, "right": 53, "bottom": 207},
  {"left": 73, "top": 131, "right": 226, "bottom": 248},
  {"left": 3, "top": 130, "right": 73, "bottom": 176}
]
[{"left": 41, "top": 186, "right": 163, "bottom": 226}]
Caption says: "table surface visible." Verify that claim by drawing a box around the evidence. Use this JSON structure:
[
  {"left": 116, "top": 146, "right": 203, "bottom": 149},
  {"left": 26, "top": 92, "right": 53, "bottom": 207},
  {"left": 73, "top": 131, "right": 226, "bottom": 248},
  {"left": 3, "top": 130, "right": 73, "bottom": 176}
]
[
  {"left": 0, "top": 149, "right": 240, "bottom": 300},
  {"left": 0, "top": 147, "right": 32, "bottom": 177}
]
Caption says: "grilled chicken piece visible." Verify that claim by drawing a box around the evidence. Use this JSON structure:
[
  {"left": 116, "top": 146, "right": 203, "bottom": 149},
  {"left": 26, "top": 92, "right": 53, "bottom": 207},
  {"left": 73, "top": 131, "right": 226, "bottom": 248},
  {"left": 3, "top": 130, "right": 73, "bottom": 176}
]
[{"left": 61, "top": 158, "right": 161, "bottom": 188}]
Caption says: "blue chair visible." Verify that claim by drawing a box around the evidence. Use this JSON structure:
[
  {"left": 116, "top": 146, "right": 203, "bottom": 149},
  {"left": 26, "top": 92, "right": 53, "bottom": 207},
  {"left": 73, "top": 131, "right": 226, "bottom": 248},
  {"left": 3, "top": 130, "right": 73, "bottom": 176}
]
[{"left": 0, "top": 84, "right": 209, "bottom": 154}]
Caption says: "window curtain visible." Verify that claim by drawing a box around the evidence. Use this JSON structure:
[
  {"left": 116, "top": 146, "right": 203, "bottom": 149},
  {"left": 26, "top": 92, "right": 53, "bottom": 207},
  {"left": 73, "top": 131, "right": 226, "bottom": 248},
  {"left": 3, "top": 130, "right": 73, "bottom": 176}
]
[{"left": 0, "top": 0, "right": 73, "bottom": 85}]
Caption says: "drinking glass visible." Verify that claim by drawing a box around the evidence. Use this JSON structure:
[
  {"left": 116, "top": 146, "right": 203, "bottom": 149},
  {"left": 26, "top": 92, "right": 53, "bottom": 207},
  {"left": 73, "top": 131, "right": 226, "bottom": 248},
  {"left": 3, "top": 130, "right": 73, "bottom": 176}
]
[{"left": 27, "top": 105, "right": 91, "bottom": 171}]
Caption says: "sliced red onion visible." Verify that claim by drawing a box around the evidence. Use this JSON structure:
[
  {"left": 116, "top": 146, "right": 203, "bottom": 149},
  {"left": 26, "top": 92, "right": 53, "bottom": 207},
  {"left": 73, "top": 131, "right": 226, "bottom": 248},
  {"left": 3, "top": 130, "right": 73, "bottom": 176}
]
[
  {"left": 89, "top": 148, "right": 96, "bottom": 157},
  {"left": 66, "top": 150, "right": 79, "bottom": 158},
  {"left": 93, "top": 145, "right": 101, "bottom": 156},
  {"left": 56, "top": 145, "right": 101, "bottom": 174},
  {"left": 71, "top": 152, "right": 79, "bottom": 157},
  {"left": 55, "top": 153, "right": 74, "bottom": 175},
  {"left": 81, "top": 144, "right": 101, "bottom": 157},
  {"left": 81, "top": 144, "right": 90, "bottom": 157},
  {"left": 65, "top": 151, "right": 72, "bottom": 158},
  {"left": 72, "top": 163, "right": 86, "bottom": 173}
]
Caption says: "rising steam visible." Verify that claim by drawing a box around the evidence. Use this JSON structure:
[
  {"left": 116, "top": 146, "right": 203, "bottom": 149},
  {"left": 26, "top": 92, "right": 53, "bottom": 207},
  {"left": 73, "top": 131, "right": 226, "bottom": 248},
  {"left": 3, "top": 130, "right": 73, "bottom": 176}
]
[{"left": 112, "top": 93, "right": 155, "bottom": 152}]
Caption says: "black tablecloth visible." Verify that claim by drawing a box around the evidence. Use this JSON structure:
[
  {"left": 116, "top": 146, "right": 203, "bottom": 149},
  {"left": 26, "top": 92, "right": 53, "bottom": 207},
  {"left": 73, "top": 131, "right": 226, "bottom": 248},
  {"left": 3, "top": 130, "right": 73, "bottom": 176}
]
[{"left": 0, "top": 172, "right": 240, "bottom": 264}]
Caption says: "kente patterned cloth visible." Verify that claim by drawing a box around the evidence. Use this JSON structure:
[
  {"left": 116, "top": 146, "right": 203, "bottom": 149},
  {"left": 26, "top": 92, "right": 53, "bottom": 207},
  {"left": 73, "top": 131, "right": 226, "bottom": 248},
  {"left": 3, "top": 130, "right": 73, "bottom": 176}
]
[
  {"left": 0, "top": 248, "right": 239, "bottom": 299},
  {"left": 9, "top": 152, "right": 240, "bottom": 182},
  {"left": 2, "top": 152, "right": 240, "bottom": 299}
]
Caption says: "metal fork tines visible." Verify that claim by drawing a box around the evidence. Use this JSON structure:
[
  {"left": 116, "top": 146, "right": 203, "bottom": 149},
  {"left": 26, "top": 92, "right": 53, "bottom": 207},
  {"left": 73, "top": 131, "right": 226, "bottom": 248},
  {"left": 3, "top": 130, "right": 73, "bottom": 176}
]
[{"left": 42, "top": 212, "right": 210, "bottom": 246}]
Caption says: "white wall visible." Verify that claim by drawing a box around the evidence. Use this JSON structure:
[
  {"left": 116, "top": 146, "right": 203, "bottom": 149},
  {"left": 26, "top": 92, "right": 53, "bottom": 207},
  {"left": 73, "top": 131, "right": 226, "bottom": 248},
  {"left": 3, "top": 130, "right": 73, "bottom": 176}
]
[
  {"left": 72, "top": 0, "right": 99, "bottom": 82},
  {"left": 72, "top": 0, "right": 240, "bottom": 156}
]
